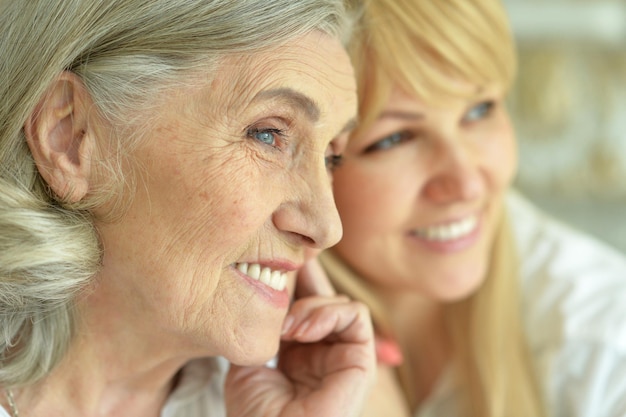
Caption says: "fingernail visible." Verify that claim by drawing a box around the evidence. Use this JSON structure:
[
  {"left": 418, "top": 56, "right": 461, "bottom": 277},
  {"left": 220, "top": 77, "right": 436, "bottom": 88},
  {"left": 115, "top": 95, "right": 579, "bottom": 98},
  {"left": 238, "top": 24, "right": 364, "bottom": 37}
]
[
  {"left": 281, "top": 315, "right": 295, "bottom": 335},
  {"left": 376, "top": 338, "right": 404, "bottom": 366},
  {"left": 293, "top": 319, "right": 310, "bottom": 338}
]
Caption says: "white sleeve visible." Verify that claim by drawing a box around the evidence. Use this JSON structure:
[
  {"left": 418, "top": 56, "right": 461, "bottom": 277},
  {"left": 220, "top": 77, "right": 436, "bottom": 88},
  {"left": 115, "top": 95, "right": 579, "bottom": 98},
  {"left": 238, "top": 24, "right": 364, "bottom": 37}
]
[{"left": 541, "top": 341, "right": 626, "bottom": 417}]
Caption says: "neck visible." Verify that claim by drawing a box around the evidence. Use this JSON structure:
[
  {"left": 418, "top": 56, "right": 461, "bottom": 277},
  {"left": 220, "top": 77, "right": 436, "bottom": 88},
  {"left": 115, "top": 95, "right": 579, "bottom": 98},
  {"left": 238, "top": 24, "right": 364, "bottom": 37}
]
[
  {"left": 8, "top": 285, "right": 204, "bottom": 417},
  {"left": 8, "top": 334, "right": 186, "bottom": 417},
  {"left": 375, "top": 288, "right": 451, "bottom": 409}
]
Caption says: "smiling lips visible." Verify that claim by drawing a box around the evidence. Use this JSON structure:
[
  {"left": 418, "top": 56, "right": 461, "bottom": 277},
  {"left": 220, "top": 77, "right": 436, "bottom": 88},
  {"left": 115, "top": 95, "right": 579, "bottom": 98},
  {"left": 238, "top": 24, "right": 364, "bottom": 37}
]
[
  {"left": 410, "top": 215, "right": 478, "bottom": 242},
  {"left": 235, "top": 262, "right": 288, "bottom": 291}
]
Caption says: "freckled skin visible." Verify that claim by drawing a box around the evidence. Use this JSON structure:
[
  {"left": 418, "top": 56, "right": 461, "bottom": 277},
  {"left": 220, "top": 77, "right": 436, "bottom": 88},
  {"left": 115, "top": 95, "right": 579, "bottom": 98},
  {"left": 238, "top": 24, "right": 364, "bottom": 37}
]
[
  {"left": 332, "top": 84, "right": 517, "bottom": 302},
  {"left": 83, "top": 33, "right": 357, "bottom": 366}
]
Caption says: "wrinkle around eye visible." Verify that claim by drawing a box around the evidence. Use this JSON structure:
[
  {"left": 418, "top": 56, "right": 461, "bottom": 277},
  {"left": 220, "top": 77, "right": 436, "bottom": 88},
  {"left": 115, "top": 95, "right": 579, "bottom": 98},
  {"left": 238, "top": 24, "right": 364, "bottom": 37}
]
[{"left": 239, "top": 137, "right": 292, "bottom": 172}]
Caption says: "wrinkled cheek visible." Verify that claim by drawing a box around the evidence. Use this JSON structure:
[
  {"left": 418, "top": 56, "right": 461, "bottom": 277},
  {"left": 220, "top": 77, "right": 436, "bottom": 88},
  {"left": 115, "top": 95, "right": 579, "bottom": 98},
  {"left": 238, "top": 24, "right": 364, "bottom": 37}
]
[
  {"left": 185, "top": 167, "right": 263, "bottom": 239},
  {"left": 183, "top": 197, "right": 258, "bottom": 254}
]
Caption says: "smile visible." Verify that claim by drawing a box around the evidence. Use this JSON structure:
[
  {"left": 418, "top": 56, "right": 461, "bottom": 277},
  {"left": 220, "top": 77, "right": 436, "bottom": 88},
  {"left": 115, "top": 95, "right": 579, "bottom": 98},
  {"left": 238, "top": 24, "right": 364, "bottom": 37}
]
[
  {"left": 235, "top": 262, "right": 288, "bottom": 291},
  {"left": 411, "top": 215, "right": 478, "bottom": 242}
]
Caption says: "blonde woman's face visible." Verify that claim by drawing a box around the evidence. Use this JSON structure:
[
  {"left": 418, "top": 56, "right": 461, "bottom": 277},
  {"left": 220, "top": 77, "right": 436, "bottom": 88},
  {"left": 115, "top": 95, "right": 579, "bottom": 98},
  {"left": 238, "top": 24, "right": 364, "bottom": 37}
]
[
  {"left": 91, "top": 32, "right": 356, "bottom": 365},
  {"left": 331, "top": 83, "right": 517, "bottom": 302}
]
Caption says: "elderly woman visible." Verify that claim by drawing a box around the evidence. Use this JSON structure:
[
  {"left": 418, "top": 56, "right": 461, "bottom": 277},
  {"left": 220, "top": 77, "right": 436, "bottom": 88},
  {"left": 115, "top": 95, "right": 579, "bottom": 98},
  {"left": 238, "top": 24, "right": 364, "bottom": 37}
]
[
  {"left": 0, "top": 1, "right": 376, "bottom": 416},
  {"left": 321, "top": 0, "right": 626, "bottom": 416}
]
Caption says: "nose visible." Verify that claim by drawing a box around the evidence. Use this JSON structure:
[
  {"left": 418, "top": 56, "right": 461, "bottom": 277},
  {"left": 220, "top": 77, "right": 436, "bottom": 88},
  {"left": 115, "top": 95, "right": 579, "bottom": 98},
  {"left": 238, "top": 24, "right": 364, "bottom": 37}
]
[
  {"left": 422, "top": 142, "right": 485, "bottom": 204},
  {"left": 272, "top": 163, "right": 343, "bottom": 250}
]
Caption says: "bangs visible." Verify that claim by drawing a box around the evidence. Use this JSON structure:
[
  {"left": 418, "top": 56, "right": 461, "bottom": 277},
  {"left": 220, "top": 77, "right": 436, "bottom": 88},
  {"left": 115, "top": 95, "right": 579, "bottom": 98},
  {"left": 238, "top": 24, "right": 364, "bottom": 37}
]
[{"left": 352, "top": 0, "right": 516, "bottom": 134}]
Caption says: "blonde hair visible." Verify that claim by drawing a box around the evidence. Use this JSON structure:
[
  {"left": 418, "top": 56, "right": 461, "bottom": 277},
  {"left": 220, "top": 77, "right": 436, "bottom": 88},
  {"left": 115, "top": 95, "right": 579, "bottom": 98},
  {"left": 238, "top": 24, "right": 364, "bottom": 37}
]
[
  {"left": 349, "top": 0, "right": 516, "bottom": 134},
  {"left": 0, "top": 0, "right": 359, "bottom": 387},
  {"left": 333, "top": 0, "right": 545, "bottom": 416},
  {"left": 445, "top": 215, "right": 544, "bottom": 417}
]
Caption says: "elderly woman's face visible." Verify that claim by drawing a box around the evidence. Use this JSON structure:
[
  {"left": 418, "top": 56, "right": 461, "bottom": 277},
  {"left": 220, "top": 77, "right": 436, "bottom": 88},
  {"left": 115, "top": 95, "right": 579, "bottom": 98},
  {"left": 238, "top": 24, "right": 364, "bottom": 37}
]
[{"left": 92, "top": 33, "right": 356, "bottom": 364}]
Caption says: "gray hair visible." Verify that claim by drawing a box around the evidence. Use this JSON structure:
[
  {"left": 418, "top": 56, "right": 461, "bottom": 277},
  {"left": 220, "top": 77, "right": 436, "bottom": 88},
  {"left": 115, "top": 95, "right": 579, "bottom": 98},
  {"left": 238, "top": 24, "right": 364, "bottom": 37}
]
[{"left": 0, "top": 0, "right": 360, "bottom": 387}]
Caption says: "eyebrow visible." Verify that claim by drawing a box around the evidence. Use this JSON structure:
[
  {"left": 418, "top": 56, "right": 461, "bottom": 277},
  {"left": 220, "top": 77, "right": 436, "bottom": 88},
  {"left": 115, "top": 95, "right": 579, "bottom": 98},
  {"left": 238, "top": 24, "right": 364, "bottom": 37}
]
[
  {"left": 253, "top": 88, "right": 320, "bottom": 122},
  {"left": 377, "top": 87, "right": 490, "bottom": 121},
  {"left": 253, "top": 87, "right": 357, "bottom": 137},
  {"left": 378, "top": 110, "right": 424, "bottom": 121}
]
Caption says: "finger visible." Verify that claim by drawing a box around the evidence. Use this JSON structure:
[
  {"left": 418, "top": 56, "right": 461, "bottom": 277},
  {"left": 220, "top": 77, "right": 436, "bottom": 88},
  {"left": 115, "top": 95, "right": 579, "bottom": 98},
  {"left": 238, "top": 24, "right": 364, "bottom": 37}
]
[
  {"left": 225, "top": 364, "right": 291, "bottom": 415},
  {"left": 282, "top": 299, "right": 373, "bottom": 344},
  {"left": 281, "top": 295, "right": 350, "bottom": 336},
  {"left": 295, "top": 257, "right": 336, "bottom": 299}
]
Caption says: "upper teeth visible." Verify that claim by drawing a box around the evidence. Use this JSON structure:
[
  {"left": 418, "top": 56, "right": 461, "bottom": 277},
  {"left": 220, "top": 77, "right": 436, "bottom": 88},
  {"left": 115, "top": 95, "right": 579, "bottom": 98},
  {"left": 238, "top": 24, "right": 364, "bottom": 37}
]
[
  {"left": 235, "top": 262, "right": 287, "bottom": 291},
  {"left": 412, "top": 216, "right": 478, "bottom": 242}
]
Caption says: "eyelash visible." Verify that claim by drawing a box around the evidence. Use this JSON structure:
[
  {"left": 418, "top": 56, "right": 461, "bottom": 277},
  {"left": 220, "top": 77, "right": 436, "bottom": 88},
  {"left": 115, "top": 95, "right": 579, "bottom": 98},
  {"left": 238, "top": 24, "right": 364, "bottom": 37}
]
[
  {"left": 365, "top": 131, "right": 413, "bottom": 153},
  {"left": 325, "top": 154, "right": 343, "bottom": 171},
  {"left": 246, "top": 127, "right": 287, "bottom": 149},
  {"left": 463, "top": 100, "right": 495, "bottom": 123},
  {"left": 247, "top": 125, "right": 344, "bottom": 171}
]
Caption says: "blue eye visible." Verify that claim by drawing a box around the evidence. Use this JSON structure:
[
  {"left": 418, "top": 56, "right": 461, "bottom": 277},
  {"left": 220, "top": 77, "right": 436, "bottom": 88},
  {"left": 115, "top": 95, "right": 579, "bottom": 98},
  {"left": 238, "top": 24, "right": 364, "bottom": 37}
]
[
  {"left": 247, "top": 128, "right": 283, "bottom": 147},
  {"left": 464, "top": 101, "right": 494, "bottom": 122},
  {"left": 365, "top": 131, "right": 410, "bottom": 153},
  {"left": 255, "top": 131, "right": 275, "bottom": 145}
]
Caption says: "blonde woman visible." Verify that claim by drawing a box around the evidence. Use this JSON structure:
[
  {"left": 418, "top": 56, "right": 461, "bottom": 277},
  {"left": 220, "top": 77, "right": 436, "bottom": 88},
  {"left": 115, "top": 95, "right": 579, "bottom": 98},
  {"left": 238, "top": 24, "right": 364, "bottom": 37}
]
[
  {"left": 320, "top": 0, "right": 626, "bottom": 416},
  {"left": 0, "top": 1, "right": 376, "bottom": 416}
]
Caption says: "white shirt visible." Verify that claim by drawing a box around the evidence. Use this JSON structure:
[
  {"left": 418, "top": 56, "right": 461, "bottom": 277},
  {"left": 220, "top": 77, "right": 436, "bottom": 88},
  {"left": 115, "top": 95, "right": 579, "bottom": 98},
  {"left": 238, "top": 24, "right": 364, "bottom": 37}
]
[
  {"left": 418, "top": 191, "right": 626, "bottom": 417},
  {"left": 161, "top": 357, "right": 228, "bottom": 417}
]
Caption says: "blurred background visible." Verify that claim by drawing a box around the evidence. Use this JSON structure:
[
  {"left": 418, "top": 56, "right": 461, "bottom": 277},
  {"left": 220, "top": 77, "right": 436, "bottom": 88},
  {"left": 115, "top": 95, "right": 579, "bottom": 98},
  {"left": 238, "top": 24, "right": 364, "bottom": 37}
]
[{"left": 503, "top": 0, "right": 626, "bottom": 253}]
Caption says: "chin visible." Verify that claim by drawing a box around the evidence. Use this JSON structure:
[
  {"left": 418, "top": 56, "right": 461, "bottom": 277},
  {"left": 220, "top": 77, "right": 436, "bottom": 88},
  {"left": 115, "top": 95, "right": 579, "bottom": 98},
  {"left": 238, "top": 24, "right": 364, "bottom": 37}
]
[
  {"left": 432, "top": 268, "right": 487, "bottom": 302},
  {"left": 225, "top": 334, "right": 281, "bottom": 367}
]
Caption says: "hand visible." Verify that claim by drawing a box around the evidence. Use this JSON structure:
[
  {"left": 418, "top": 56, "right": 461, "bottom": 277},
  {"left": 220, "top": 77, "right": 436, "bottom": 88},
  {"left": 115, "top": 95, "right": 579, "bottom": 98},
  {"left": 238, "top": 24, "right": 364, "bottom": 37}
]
[{"left": 225, "top": 258, "right": 376, "bottom": 417}]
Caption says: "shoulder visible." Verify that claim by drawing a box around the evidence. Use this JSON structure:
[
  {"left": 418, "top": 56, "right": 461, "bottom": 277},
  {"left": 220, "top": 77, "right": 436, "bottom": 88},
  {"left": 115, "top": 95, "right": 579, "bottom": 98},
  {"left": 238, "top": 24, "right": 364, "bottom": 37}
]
[
  {"left": 508, "top": 189, "right": 626, "bottom": 284},
  {"left": 507, "top": 191, "right": 626, "bottom": 416},
  {"left": 540, "top": 340, "right": 626, "bottom": 416},
  {"left": 508, "top": 190, "right": 626, "bottom": 348}
]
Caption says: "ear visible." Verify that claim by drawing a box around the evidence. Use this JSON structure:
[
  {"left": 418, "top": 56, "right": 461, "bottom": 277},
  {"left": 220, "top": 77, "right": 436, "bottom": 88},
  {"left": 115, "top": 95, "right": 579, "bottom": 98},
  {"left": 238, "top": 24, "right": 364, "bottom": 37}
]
[{"left": 24, "top": 72, "right": 95, "bottom": 203}]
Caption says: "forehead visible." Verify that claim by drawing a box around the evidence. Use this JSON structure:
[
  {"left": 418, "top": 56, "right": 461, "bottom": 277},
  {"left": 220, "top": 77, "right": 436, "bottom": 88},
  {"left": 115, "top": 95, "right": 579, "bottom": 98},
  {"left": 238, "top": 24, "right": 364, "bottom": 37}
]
[{"left": 210, "top": 32, "right": 357, "bottom": 117}]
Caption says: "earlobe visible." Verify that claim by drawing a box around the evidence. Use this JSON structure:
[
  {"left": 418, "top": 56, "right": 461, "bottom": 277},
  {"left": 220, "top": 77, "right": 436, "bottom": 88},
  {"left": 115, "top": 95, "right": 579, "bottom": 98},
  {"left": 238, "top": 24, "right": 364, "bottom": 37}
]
[{"left": 24, "top": 72, "right": 94, "bottom": 203}]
